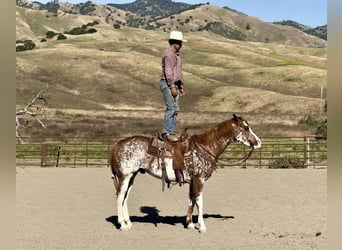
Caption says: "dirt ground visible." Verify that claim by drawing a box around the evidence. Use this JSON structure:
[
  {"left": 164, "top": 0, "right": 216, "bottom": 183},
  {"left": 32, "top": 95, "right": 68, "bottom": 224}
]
[{"left": 16, "top": 167, "right": 327, "bottom": 250}]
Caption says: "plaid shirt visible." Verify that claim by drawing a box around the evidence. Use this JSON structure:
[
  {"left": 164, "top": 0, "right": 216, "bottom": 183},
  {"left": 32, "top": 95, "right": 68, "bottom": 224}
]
[{"left": 161, "top": 46, "right": 182, "bottom": 88}]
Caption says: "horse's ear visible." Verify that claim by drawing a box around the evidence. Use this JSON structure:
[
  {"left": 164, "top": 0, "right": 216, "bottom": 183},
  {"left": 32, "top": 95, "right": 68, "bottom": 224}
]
[{"left": 232, "top": 113, "right": 238, "bottom": 121}]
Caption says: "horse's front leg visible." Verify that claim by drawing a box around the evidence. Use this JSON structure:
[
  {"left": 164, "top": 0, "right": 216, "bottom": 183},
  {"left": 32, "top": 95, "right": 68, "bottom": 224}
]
[
  {"left": 195, "top": 191, "right": 206, "bottom": 233},
  {"left": 187, "top": 177, "right": 206, "bottom": 232},
  {"left": 186, "top": 195, "right": 196, "bottom": 229}
]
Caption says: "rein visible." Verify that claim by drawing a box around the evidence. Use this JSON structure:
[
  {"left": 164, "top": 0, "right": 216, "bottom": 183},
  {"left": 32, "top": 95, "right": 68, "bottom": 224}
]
[
  {"left": 192, "top": 142, "right": 254, "bottom": 167},
  {"left": 217, "top": 147, "right": 254, "bottom": 167}
]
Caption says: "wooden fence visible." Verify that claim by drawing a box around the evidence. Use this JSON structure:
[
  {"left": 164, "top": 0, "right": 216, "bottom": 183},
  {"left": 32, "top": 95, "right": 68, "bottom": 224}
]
[{"left": 16, "top": 136, "right": 327, "bottom": 168}]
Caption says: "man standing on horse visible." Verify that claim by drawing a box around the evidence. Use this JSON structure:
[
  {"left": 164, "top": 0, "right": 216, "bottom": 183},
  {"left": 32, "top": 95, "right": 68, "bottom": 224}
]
[{"left": 160, "top": 31, "right": 186, "bottom": 142}]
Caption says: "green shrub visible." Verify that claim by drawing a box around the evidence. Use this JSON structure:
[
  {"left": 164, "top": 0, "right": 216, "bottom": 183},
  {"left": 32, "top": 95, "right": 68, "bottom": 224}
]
[
  {"left": 87, "top": 28, "right": 97, "bottom": 33},
  {"left": 17, "top": 39, "right": 33, "bottom": 44},
  {"left": 269, "top": 155, "right": 305, "bottom": 169},
  {"left": 16, "top": 45, "right": 26, "bottom": 52},
  {"left": 16, "top": 41, "right": 36, "bottom": 52},
  {"left": 41, "top": 38, "right": 47, "bottom": 42},
  {"left": 57, "top": 34, "right": 67, "bottom": 40},
  {"left": 86, "top": 21, "right": 95, "bottom": 26},
  {"left": 298, "top": 114, "right": 320, "bottom": 126},
  {"left": 316, "top": 119, "right": 327, "bottom": 139},
  {"left": 113, "top": 23, "right": 121, "bottom": 29},
  {"left": 66, "top": 27, "right": 87, "bottom": 35},
  {"left": 46, "top": 30, "right": 58, "bottom": 38},
  {"left": 24, "top": 41, "right": 36, "bottom": 50},
  {"left": 316, "top": 99, "right": 327, "bottom": 139}
]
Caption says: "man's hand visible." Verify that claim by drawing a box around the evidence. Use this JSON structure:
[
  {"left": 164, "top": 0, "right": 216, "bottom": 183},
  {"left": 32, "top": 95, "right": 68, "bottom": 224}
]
[
  {"left": 179, "top": 88, "right": 185, "bottom": 96},
  {"left": 171, "top": 87, "right": 178, "bottom": 97}
]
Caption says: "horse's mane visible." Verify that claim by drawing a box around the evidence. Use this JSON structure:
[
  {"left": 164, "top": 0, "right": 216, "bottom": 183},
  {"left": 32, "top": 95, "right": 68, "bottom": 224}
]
[{"left": 191, "top": 118, "right": 235, "bottom": 145}]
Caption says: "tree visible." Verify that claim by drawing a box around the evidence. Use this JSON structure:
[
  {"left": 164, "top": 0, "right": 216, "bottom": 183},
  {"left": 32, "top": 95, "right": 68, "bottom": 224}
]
[
  {"left": 16, "top": 84, "right": 51, "bottom": 144},
  {"left": 316, "top": 99, "right": 327, "bottom": 139}
]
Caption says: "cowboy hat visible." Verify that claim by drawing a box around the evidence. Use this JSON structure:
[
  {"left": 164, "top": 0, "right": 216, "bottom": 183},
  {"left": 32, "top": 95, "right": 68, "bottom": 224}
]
[{"left": 169, "top": 31, "right": 188, "bottom": 42}]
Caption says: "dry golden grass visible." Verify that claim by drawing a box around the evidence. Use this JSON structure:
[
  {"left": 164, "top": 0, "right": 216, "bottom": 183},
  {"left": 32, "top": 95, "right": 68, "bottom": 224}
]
[{"left": 16, "top": 9, "right": 327, "bottom": 138}]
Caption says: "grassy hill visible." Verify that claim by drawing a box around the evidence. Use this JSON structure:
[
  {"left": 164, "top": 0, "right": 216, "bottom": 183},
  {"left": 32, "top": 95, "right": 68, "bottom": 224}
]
[
  {"left": 273, "top": 20, "right": 327, "bottom": 41},
  {"left": 152, "top": 4, "right": 326, "bottom": 47},
  {"left": 16, "top": 6, "right": 327, "bottom": 138}
]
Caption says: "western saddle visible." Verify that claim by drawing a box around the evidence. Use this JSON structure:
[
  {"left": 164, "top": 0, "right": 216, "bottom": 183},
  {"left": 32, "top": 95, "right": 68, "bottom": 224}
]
[{"left": 147, "top": 129, "right": 191, "bottom": 190}]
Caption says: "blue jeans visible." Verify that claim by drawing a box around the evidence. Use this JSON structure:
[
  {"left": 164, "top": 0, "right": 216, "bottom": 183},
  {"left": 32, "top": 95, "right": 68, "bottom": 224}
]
[{"left": 160, "top": 79, "right": 180, "bottom": 135}]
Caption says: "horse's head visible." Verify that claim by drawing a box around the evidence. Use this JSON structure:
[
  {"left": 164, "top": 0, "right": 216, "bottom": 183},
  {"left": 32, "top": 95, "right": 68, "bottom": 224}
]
[{"left": 231, "top": 114, "right": 262, "bottom": 149}]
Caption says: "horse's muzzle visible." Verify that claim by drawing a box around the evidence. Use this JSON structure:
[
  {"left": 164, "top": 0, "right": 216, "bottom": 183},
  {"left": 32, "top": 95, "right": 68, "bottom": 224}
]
[{"left": 251, "top": 139, "right": 262, "bottom": 149}]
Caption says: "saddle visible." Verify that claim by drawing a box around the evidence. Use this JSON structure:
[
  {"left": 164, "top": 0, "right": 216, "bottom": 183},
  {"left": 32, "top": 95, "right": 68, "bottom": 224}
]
[{"left": 147, "top": 129, "right": 192, "bottom": 190}]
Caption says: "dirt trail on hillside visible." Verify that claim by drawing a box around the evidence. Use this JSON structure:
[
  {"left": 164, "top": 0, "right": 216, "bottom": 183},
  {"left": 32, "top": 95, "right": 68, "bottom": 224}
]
[{"left": 16, "top": 167, "right": 327, "bottom": 250}]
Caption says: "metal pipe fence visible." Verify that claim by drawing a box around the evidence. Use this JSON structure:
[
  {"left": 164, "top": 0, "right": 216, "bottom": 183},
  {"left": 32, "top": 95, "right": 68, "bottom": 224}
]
[{"left": 16, "top": 136, "right": 327, "bottom": 168}]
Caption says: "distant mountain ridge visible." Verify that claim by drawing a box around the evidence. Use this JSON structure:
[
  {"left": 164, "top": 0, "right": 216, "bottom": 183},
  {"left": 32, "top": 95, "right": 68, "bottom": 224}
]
[
  {"left": 273, "top": 20, "right": 327, "bottom": 40},
  {"left": 108, "top": 0, "right": 197, "bottom": 17},
  {"left": 16, "top": 0, "right": 327, "bottom": 45}
]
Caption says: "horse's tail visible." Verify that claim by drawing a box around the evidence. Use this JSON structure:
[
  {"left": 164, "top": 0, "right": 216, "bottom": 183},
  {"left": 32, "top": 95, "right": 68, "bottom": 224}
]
[
  {"left": 109, "top": 144, "right": 120, "bottom": 194},
  {"left": 111, "top": 172, "right": 119, "bottom": 194}
]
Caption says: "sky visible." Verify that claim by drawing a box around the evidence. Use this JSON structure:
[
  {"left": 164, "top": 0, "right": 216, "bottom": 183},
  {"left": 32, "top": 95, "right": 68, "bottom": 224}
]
[{"left": 36, "top": 0, "right": 327, "bottom": 28}]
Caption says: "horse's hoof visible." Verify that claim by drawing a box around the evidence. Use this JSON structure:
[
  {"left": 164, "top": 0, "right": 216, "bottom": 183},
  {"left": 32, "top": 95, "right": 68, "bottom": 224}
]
[
  {"left": 199, "top": 227, "right": 207, "bottom": 233},
  {"left": 187, "top": 223, "right": 195, "bottom": 229},
  {"left": 120, "top": 225, "right": 131, "bottom": 232},
  {"left": 125, "top": 220, "right": 132, "bottom": 229}
]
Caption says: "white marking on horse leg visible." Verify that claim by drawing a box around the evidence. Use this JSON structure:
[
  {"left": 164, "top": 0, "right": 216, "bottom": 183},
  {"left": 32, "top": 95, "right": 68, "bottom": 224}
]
[
  {"left": 186, "top": 196, "right": 195, "bottom": 229},
  {"left": 117, "top": 176, "right": 131, "bottom": 231},
  {"left": 122, "top": 185, "right": 133, "bottom": 230},
  {"left": 117, "top": 192, "right": 125, "bottom": 229},
  {"left": 196, "top": 192, "right": 206, "bottom": 233}
]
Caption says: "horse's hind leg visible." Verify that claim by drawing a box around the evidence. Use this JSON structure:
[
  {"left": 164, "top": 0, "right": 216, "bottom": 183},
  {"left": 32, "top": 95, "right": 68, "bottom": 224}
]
[{"left": 117, "top": 172, "right": 138, "bottom": 231}]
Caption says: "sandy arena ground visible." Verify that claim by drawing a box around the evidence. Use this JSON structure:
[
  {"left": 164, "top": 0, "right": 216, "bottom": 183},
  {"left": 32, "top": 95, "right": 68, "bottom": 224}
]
[{"left": 16, "top": 167, "right": 327, "bottom": 250}]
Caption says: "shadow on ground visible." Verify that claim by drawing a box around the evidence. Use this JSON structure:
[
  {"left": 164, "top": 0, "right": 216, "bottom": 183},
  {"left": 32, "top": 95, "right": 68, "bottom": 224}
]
[{"left": 106, "top": 206, "right": 234, "bottom": 229}]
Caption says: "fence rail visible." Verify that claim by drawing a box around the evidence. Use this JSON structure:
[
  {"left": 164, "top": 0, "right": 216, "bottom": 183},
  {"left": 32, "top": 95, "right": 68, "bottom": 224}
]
[{"left": 16, "top": 136, "right": 327, "bottom": 168}]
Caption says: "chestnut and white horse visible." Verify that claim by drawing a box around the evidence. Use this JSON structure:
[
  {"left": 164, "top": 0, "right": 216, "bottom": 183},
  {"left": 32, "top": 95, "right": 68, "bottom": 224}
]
[{"left": 110, "top": 114, "right": 261, "bottom": 232}]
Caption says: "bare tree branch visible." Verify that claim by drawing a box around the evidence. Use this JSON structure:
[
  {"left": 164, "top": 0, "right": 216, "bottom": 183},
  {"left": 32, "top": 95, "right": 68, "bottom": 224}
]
[{"left": 16, "top": 83, "right": 51, "bottom": 144}]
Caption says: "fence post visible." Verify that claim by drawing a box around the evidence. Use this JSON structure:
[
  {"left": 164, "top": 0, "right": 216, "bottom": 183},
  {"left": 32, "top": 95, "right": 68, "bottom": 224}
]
[
  {"left": 259, "top": 147, "right": 262, "bottom": 168},
  {"left": 86, "top": 139, "right": 88, "bottom": 167},
  {"left": 73, "top": 143, "right": 77, "bottom": 168},
  {"left": 304, "top": 136, "right": 310, "bottom": 167},
  {"left": 55, "top": 145, "right": 61, "bottom": 167},
  {"left": 242, "top": 146, "right": 246, "bottom": 168},
  {"left": 107, "top": 142, "right": 111, "bottom": 168},
  {"left": 41, "top": 144, "right": 47, "bottom": 167}
]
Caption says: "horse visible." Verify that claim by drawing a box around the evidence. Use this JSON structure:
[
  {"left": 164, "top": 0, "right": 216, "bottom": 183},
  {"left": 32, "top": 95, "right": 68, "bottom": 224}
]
[{"left": 110, "top": 114, "right": 261, "bottom": 232}]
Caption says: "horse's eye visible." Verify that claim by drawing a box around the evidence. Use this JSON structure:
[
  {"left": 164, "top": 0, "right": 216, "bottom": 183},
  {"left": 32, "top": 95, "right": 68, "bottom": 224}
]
[{"left": 244, "top": 126, "right": 249, "bottom": 131}]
